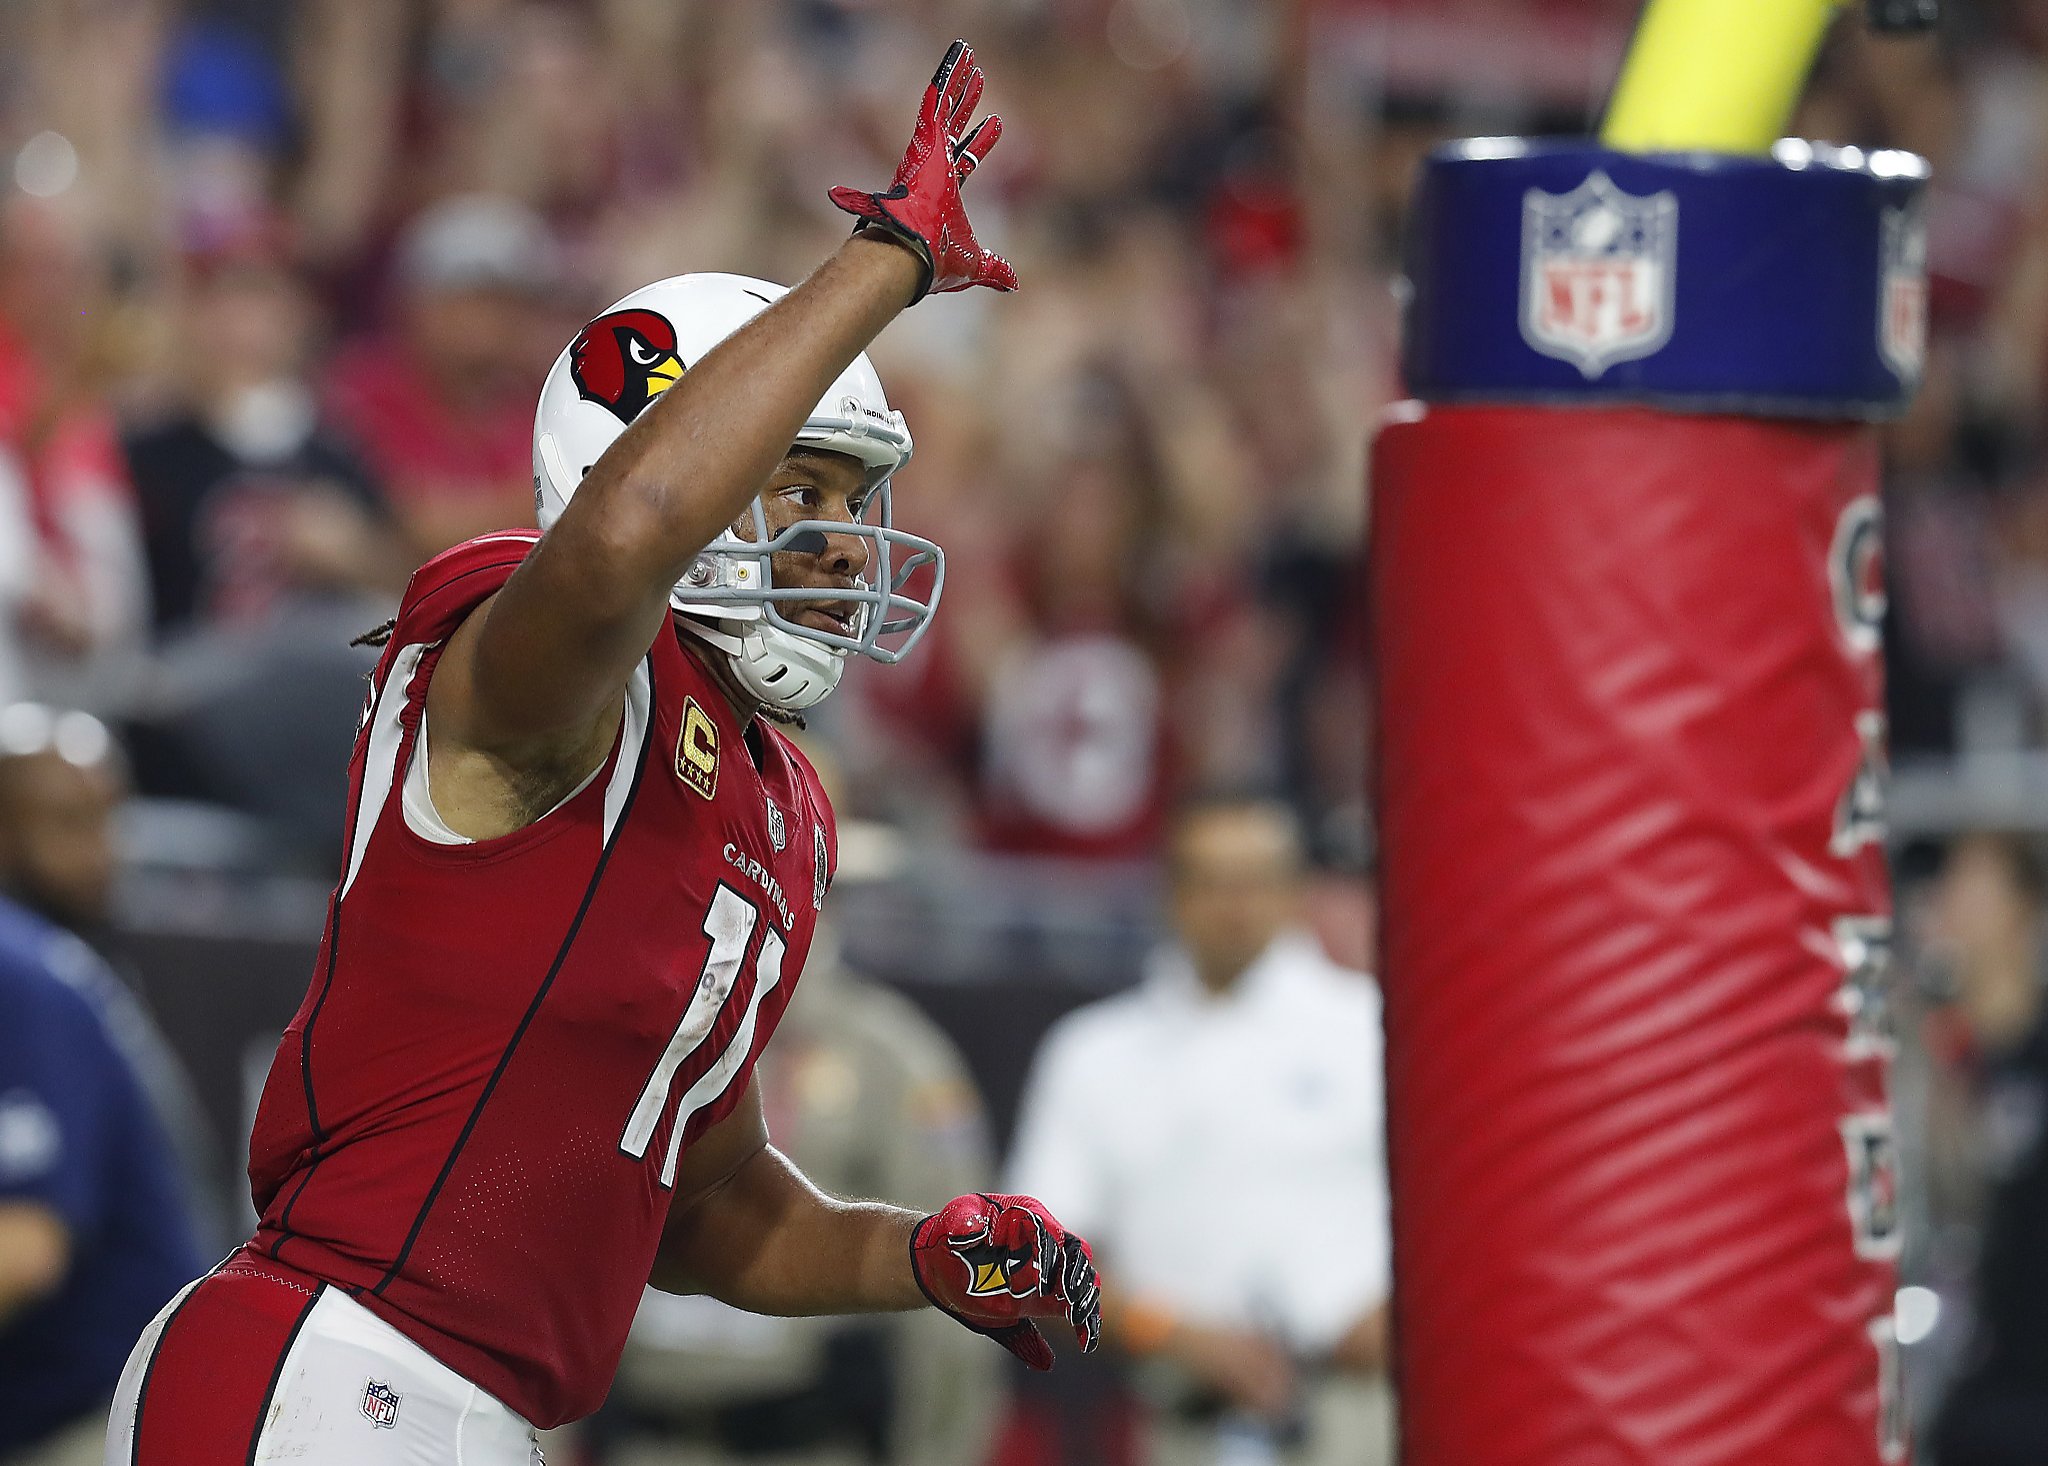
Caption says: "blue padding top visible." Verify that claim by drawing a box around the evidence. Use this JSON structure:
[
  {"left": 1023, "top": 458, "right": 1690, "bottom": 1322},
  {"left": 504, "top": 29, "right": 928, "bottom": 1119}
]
[{"left": 1402, "top": 141, "right": 1929, "bottom": 418}]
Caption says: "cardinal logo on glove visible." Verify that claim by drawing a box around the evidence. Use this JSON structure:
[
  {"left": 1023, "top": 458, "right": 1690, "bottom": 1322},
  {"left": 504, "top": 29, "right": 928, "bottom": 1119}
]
[
  {"left": 951, "top": 1217, "right": 1045, "bottom": 1297},
  {"left": 911, "top": 1191, "right": 1102, "bottom": 1370}
]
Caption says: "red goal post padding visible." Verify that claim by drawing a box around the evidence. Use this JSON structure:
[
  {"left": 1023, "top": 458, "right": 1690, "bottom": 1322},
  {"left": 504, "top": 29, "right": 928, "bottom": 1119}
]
[{"left": 1370, "top": 404, "right": 1901, "bottom": 1466}]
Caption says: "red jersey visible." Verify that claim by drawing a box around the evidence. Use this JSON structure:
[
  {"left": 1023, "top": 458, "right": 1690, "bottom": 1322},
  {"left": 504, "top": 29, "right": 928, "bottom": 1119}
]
[{"left": 246, "top": 531, "right": 835, "bottom": 1427}]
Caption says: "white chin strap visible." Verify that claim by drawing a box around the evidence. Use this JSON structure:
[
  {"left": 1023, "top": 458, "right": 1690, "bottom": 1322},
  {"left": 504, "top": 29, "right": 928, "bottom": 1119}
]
[{"left": 680, "top": 615, "right": 845, "bottom": 714}]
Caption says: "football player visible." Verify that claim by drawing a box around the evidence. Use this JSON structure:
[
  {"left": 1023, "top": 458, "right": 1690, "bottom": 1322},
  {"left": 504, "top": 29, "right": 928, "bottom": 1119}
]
[{"left": 108, "top": 42, "right": 1099, "bottom": 1466}]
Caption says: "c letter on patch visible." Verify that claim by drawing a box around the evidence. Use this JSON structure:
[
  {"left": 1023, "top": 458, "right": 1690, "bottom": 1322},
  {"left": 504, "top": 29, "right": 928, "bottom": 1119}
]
[{"left": 676, "top": 698, "right": 719, "bottom": 800}]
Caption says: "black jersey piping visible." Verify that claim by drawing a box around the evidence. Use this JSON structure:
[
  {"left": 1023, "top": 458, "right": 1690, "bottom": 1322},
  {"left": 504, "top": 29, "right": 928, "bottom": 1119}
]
[
  {"left": 268, "top": 814, "right": 351, "bottom": 1266},
  {"left": 271, "top": 545, "right": 533, "bottom": 1258},
  {"left": 298, "top": 889, "right": 347, "bottom": 1147},
  {"left": 244, "top": 1287, "right": 323, "bottom": 1466},
  {"left": 370, "top": 658, "right": 656, "bottom": 1297},
  {"left": 269, "top": 649, "right": 397, "bottom": 1260},
  {"left": 268, "top": 1165, "right": 318, "bottom": 1263}
]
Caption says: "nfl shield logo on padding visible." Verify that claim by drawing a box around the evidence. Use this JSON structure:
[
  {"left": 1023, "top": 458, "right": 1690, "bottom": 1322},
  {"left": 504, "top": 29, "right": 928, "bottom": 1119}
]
[
  {"left": 362, "top": 1379, "right": 401, "bottom": 1429},
  {"left": 1521, "top": 171, "right": 1678, "bottom": 378},
  {"left": 1879, "top": 201, "right": 1928, "bottom": 385}
]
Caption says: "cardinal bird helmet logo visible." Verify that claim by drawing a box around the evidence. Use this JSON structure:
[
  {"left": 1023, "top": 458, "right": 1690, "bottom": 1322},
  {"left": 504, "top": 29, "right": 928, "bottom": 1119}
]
[{"left": 570, "top": 308, "right": 685, "bottom": 424}]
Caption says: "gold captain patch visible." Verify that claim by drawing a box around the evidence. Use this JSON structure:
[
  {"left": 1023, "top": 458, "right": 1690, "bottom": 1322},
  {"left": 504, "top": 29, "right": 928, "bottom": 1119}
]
[{"left": 676, "top": 698, "right": 718, "bottom": 799}]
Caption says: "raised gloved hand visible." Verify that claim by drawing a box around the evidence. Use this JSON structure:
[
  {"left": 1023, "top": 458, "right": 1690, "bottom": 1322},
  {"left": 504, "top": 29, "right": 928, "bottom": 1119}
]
[
  {"left": 828, "top": 39, "right": 1017, "bottom": 300},
  {"left": 910, "top": 1192, "right": 1102, "bottom": 1370}
]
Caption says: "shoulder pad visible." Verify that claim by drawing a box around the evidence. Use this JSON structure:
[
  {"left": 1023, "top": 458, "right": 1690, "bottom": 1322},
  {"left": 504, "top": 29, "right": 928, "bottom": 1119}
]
[{"left": 394, "top": 530, "right": 541, "bottom": 647}]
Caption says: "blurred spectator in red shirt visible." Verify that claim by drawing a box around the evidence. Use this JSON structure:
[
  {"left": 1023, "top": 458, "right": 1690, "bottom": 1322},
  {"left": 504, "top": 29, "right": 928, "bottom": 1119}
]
[
  {"left": 976, "top": 453, "right": 1177, "bottom": 862},
  {"left": 0, "top": 193, "right": 150, "bottom": 710},
  {"left": 322, "top": 195, "right": 560, "bottom": 563}
]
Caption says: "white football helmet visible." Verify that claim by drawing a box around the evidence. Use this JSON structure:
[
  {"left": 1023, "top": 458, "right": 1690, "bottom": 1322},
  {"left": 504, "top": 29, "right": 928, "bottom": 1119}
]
[{"left": 532, "top": 273, "right": 943, "bottom": 713}]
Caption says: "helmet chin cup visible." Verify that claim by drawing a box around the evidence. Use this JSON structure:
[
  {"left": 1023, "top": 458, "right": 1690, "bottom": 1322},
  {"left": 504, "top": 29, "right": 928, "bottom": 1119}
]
[{"left": 680, "top": 616, "right": 844, "bottom": 714}]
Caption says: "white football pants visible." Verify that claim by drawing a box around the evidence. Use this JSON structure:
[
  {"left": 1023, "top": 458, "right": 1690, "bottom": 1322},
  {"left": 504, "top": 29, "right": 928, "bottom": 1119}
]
[{"left": 107, "top": 1276, "right": 543, "bottom": 1466}]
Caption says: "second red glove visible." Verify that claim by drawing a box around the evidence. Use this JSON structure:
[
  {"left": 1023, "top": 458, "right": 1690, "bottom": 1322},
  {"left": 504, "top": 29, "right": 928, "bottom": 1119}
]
[{"left": 910, "top": 1192, "right": 1102, "bottom": 1370}]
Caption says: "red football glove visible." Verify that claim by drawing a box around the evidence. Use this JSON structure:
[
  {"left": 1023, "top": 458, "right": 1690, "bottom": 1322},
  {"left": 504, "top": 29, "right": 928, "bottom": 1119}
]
[
  {"left": 828, "top": 39, "right": 1017, "bottom": 300},
  {"left": 910, "top": 1192, "right": 1102, "bottom": 1370}
]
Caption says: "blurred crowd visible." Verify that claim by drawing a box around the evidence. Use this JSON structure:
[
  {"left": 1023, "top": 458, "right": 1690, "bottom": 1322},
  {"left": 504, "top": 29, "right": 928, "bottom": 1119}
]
[
  {"left": 0, "top": 0, "right": 1431, "bottom": 872},
  {"left": 3, "top": 0, "right": 2048, "bottom": 1463},
  {"left": 17, "top": 0, "right": 2048, "bottom": 856}
]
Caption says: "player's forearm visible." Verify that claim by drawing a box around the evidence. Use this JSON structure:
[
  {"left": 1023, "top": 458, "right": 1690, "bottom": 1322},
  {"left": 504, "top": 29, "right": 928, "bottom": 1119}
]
[
  {"left": 730, "top": 1195, "right": 926, "bottom": 1317},
  {"left": 650, "top": 1143, "right": 926, "bottom": 1315}
]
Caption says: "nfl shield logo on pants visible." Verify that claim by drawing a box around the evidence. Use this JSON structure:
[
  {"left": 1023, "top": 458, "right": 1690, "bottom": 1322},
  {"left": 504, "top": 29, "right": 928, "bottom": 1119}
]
[
  {"left": 1520, "top": 171, "right": 1678, "bottom": 378},
  {"left": 362, "top": 1379, "right": 401, "bottom": 1429}
]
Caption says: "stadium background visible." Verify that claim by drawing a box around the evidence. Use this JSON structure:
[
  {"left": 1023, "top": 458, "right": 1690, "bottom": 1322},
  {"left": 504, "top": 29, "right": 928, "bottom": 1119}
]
[{"left": 0, "top": 0, "right": 2038, "bottom": 1461}]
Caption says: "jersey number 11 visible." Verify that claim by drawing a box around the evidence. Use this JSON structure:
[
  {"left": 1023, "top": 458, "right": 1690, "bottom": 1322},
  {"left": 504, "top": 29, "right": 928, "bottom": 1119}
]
[{"left": 616, "top": 883, "right": 783, "bottom": 1187}]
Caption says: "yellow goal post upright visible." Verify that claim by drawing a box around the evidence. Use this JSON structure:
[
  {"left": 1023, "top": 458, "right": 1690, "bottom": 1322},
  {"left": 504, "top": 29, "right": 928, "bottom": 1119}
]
[{"left": 1601, "top": 0, "right": 1845, "bottom": 157}]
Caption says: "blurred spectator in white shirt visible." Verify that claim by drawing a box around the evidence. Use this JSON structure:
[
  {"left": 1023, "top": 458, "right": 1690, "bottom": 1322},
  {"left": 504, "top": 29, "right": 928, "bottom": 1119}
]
[{"left": 1007, "top": 795, "right": 1393, "bottom": 1466}]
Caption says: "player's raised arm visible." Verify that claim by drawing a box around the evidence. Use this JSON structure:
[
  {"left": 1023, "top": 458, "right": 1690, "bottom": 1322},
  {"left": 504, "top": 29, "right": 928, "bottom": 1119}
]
[{"left": 434, "top": 40, "right": 1014, "bottom": 760}]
